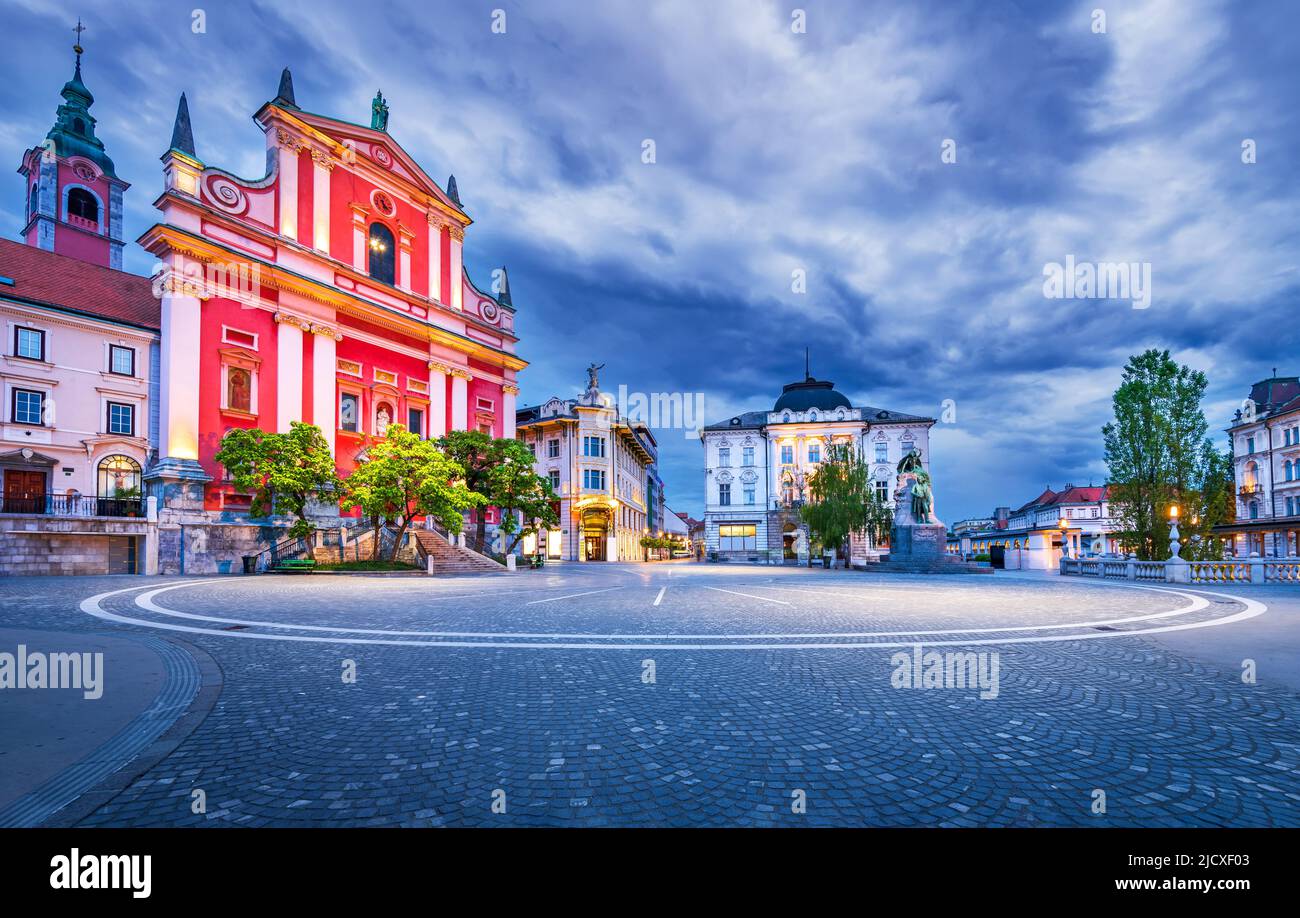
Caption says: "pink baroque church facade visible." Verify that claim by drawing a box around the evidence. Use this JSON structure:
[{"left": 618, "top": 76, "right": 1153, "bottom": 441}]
[{"left": 2, "top": 33, "right": 525, "bottom": 575}]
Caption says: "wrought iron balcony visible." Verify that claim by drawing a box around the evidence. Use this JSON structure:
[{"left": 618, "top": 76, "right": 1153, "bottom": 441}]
[{"left": 0, "top": 493, "right": 145, "bottom": 518}]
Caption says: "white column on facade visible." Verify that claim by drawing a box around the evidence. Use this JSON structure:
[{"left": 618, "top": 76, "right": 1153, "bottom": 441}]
[
  {"left": 351, "top": 206, "right": 367, "bottom": 273},
  {"left": 449, "top": 226, "right": 464, "bottom": 310},
  {"left": 311, "top": 149, "right": 332, "bottom": 254},
  {"left": 398, "top": 225, "right": 414, "bottom": 292},
  {"left": 158, "top": 269, "right": 202, "bottom": 461},
  {"left": 502, "top": 384, "right": 518, "bottom": 439},
  {"left": 427, "top": 215, "right": 444, "bottom": 303},
  {"left": 275, "top": 314, "right": 304, "bottom": 432},
  {"left": 276, "top": 134, "right": 299, "bottom": 241},
  {"left": 428, "top": 361, "right": 449, "bottom": 438},
  {"left": 450, "top": 368, "right": 470, "bottom": 431},
  {"left": 311, "top": 324, "right": 339, "bottom": 457}
]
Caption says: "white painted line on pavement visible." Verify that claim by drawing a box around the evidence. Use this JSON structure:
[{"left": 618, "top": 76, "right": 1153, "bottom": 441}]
[
  {"left": 704, "top": 586, "right": 792, "bottom": 605},
  {"left": 525, "top": 587, "right": 624, "bottom": 605},
  {"left": 654, "top": 587, "right": 666, "bottom": 607}
]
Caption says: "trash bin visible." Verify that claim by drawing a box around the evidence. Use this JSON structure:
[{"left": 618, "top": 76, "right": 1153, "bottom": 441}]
[{"left": 242, "top": 555, "right": 257, "bottom": 574}]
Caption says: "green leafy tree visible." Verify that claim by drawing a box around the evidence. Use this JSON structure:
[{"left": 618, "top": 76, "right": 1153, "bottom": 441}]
[
  {"left": 214, "top": 422, "right": 340, "bottom": 539},
  {"left": 1102, "top": 349, "right": 1233, "bottom": 560},
  {"left": 438, "top": 430, "right": 557, "bottom": 554},
  {"left": 800, "top": 441, "right": 893, "bottom": 565},
  {"left": 486, "top": 438, "right": 560, "bottom": 556},
  {"left": 343, "top": 424, "right": 484, "bottom": 561},
  {"left": 437, "top": 430, "right": 497, "bottom": 548}
]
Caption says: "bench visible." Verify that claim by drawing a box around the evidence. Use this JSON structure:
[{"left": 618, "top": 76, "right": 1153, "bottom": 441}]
[
  {"left": 274, "top": 559, "right": 317, "bottom": 573},
  {"left": 529, "top": 555, "right": 546, "bottom": 569}
]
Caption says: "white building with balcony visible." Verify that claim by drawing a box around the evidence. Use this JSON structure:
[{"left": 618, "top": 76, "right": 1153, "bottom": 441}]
[
  {"left": 1215, "top": 374, "right": 1300, "bottom": 557},
  {"left": 701, "top": 373, "right": 934, "bottom": 563}
]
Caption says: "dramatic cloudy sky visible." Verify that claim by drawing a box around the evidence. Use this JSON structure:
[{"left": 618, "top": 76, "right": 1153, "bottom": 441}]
[{"left": 2, "top": 0, "right": 1296, "bottom": 519}]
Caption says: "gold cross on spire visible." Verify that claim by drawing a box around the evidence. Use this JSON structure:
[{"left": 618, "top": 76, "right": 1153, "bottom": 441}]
[{"left": 73, "top": 18, "right": 85, "bottom": 57}]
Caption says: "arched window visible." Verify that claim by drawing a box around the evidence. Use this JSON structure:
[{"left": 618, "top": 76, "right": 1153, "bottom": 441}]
[
  {"left": 1244, "top": 460, "right": 1259, "bottom": 489},
  {"left": 1250, "top": 501, "right": 1259, "bottom": 520},
  {"left": 97, "top": 454, "right": 141, "bottom": 497},
  {"left": 72, "top": 117, "right": 86, "bottom": 134},
  {"left": 29, "top": 184, "right": 39, "bottom": 217},
  {"left": 367, "top": 222, "right": 395, "bottom": 285},
  {"left": 67, "top": 187, "right": 98, "bottom": 223}
]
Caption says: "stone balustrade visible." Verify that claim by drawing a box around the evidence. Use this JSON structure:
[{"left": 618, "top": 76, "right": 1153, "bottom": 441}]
[{"left": 1061, "top": 555, "right": 1297, "bottom": 585}]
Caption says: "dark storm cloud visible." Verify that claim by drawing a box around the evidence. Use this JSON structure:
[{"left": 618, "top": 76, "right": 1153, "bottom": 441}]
[{"left": 1, "top": 0, "right": 1296, "bottom": 518}]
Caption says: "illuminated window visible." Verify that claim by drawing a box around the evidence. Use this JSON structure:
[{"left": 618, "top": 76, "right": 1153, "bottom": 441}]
[
  {"left": 367, "top": 222, "right": 396, "bottom": 285},
  {"left": 718, "top": 523, "right": 757, "bottom": 551}
]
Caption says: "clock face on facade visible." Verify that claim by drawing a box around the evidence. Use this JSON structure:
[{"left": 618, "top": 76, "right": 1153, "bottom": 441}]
[{"left": 371, "top": 190, "right": 395, "bottom": 216}]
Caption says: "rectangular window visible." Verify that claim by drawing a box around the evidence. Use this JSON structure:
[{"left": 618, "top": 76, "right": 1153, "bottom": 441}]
[
  {"left": 548, "top": 470, "right": 560, "bottom": 492},
  {"left": 340, "top": 393, "right": 359, "bottom": 432},
  {"left": 718, "top": 447, "right": 730, "bottom": 466},
  {"left": 743, "top": 485, "right": 755, "bottom": 505},
  {"left": 109, "top": 345, "right": 135, "bottom": 376},
  {"left": 107, "top": 402, "right": 135, "bottom": 436},
  {"left": 15, "top": 326, "right": 45, "bottom": 361},
  {"left": 875, "top": 480, "right": 889, "bottom": 503},
  {"left": 1247, "top": 436, "right": 1255, "bottom": 454},
  {"left": 808, "top": 444, "right": 821, "bottom": 464},
  {"left": 780, "top": 445, "right": 794, "bottom": 465},
  {"left": 583, "top": 436, "right": 606, "bottom": 458},
  {"left": 875, "top": 443, "right": 888, "bottom": 464},
  {"left": 742, "top": 446, "right": 754, "bottom": 466},
  {"left": 718, "top": 523, "right": 757, "bottom": 551},
  {"left": 547, "top": 439, "right": 560, "bottom": 458},
  {"left": 718, "top": 483, "right": 731, "bottom": 506},
  {"left": 901, "top": 441, "right": 915, "bottom": 456},
  {"left": 13, "top": 388, "right": 44, "bottom": 425},
  {"left": 582, "top": 469, "right": 606, "bottom": 490},
  {"left": 407, "top": 407, "right": 425, "bottom": 438}
]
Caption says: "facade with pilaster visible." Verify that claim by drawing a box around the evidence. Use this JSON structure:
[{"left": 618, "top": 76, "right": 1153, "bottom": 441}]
[
  {"left": 516, "top": 378, "right": 656, "bottom": 562},
  {"left": 139, "top": 71, "right": 524, "bottom": 572},
  {"left": 1214, "top": 374, "right": 1300, "bottom": 557},
  {"left": 702, "top": 373, "right": 934, "bottom": 563}
]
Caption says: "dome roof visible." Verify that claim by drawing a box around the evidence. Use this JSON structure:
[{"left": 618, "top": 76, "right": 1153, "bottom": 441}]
[{"left": 773, "top": 377, "right": 852, "bottom": 414}]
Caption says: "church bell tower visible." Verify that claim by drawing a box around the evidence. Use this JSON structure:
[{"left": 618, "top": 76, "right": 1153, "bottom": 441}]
[{"left": 17, "top": 21, "right": 129, "bottom": 269}]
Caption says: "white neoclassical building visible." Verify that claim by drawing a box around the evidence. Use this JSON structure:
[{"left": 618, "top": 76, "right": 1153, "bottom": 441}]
[
  {"left": 701, "top": 373, "right": 934, "bottom": 563},
  {"left": 1214, "top": 373, "right": 1300, "bottom": 557}
]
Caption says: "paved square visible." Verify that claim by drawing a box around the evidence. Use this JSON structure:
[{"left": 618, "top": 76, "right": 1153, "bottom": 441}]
[{"left": 2, "top": 564, "right": 1298, "bottom": 827}]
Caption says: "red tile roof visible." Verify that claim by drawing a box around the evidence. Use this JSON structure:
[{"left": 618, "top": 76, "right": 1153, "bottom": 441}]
[
  {"left": 0, "top": 238, "right": 159, "bottom": 331},
  {"left": 1049, "top": 485, "right": 1109, "bottom": 505},
  {"left": 1016, "top": 488, "right": 1057, "bottom": 512}
]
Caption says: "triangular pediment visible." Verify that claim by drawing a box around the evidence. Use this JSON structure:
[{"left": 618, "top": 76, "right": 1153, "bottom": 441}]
[{"left": 289, "top": 110, "right": 465, "bottom": 217}]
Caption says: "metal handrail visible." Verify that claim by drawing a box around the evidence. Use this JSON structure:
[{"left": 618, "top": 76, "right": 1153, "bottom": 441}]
[{"left": 0, "top": 493, "right": 144, "bottom": 518}]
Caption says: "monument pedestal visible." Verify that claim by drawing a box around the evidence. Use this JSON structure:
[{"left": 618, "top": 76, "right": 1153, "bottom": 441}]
[{"left": 889, "top": 523, "right": 948, "bottom": 561}]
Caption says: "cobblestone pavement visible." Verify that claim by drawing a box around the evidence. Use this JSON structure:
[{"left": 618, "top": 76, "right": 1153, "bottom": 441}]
[{"left": 2, "top": 564, "right": 1298, "bottom": 827}]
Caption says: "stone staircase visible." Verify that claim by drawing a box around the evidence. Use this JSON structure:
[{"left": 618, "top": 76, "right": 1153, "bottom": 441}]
[{"left": 413, "top": 530, "right": 507, "bottom": 575}]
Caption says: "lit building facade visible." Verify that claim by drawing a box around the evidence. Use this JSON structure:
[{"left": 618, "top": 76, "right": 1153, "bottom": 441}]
[
  {"left": 701, "top": 373, "right": 934, "bottom": 563},
  {"left": 139, "top": 70, "right": 525, "bottom": 571},
  {"left": 946, "top": 485, "right": 1119, "bottom": 568},
  {"left": 1214, "top": 374, "right": 1300, "bottom": 557},
  {"left": 0, "top": 41, "right": 161, "bottom": 575},
  {"left": 516, "top": 379, "right": 656, "bottom": 562}
]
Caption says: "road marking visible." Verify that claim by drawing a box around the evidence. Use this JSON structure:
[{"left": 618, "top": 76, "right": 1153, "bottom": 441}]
[
  {"left": 525, "top": 587, "right": 623, "bottom": 605},
  {"left": 77, "top": 582, "right": 1265, "bottom": 650},
  {"left": 704, "top": 587, "right": 792, "bottom": 605},
  {"left": 653, "top": 587, "right": 666, "bottom": 607}
]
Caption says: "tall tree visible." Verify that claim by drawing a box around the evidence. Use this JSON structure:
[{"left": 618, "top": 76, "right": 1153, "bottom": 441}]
[
  {"left": 437, "top": 430, "right": 497, "bottom": 549},
  {"left": 486, "top": 439, "right": 560, "bottom": 556},
  {"left": 800, "top": 441, "right": 893, "bottom": 566},
  {"left": 213, "top": 422, "right": 340, "bottom": 539},
  {"left": 343, "top": 424, "right": 483, "bottom": 560},
  {"left": 1102, "top": 349, "right": 1233, "bottom": 560}
]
